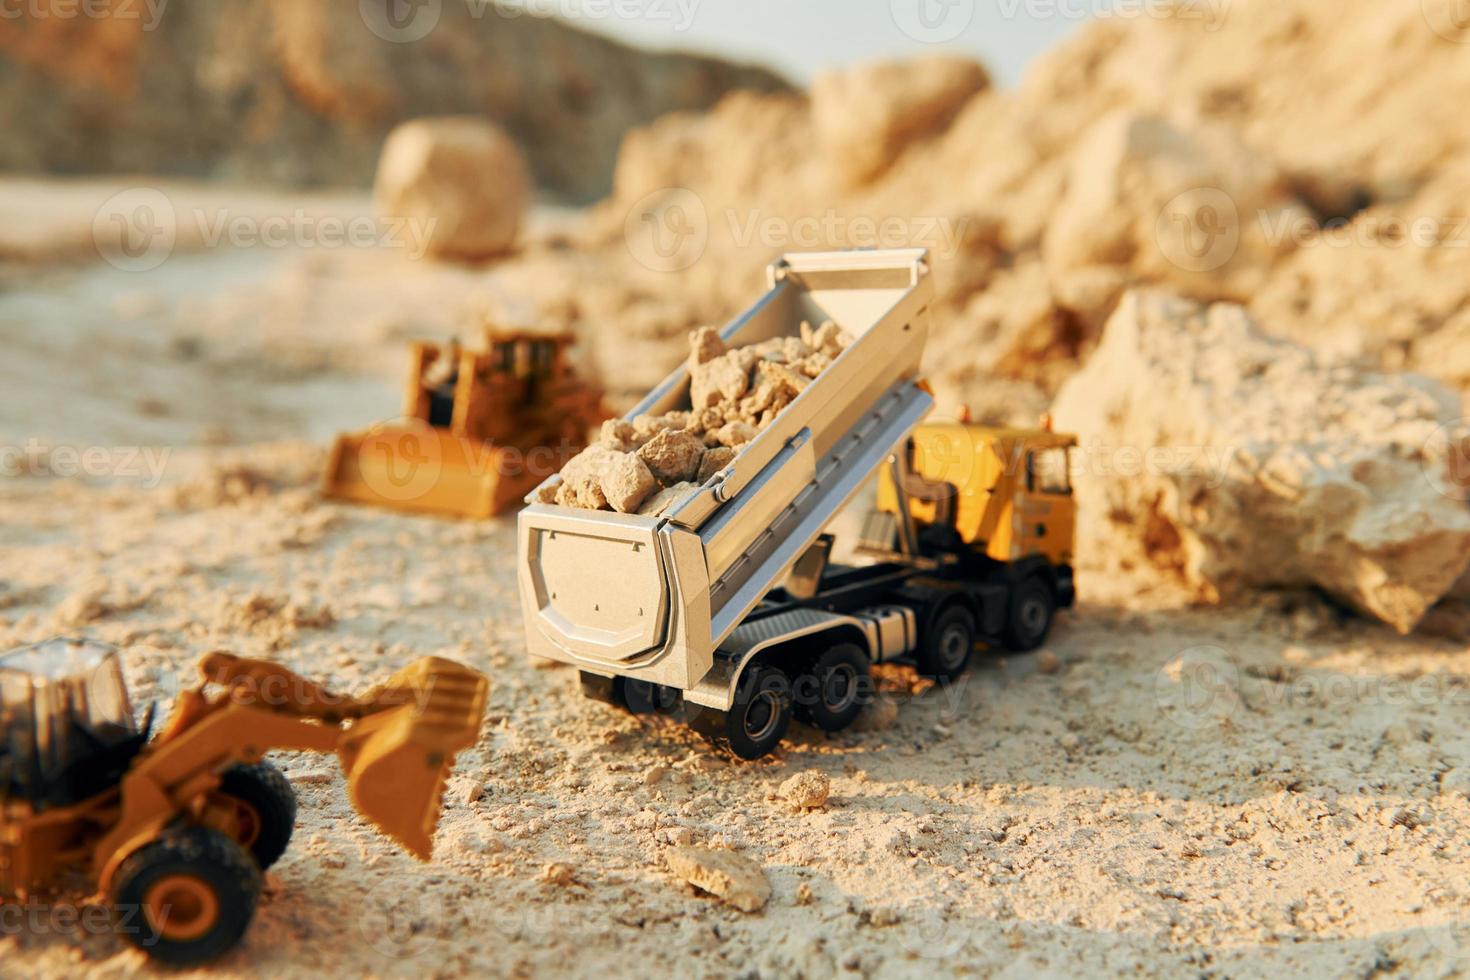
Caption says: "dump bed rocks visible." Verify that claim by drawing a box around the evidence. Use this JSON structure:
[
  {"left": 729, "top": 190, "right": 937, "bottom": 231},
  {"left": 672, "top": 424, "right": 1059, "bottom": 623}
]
[{"left": 539, "top": 323, "right": 851, "bottom": 513}]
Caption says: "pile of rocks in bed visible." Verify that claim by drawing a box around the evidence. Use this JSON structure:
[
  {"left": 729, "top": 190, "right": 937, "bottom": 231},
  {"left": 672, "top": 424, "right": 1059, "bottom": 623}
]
[{"left": 538, "top": 322, "right": 851, "bottom": 515}]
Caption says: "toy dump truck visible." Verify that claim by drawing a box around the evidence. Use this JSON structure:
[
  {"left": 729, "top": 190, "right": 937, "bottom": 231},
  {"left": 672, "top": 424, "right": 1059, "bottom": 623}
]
[
  {"left": 325, "top": 330, "right": 605, "bottom": 519},
  {"left": 517, "top": 249, "right": 1077, "bottom": 759},
  {"left": 0, "top": 639, "right": 487, "bottom": 964}
]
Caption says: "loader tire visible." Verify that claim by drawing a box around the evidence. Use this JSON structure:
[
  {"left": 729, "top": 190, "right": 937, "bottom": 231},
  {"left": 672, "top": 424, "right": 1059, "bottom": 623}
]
[
  {"left": 113, "top": 826, "right": 262, "bottom": 966},
  {"left": 218, "top": 761, "right": 297, "bottom": 870},
  {"left": 689, "top": 664, "right": 793, "bottom": 761}
]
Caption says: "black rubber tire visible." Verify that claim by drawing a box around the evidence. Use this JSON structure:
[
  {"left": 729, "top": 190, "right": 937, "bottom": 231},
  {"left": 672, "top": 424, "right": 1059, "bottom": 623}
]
[
  {"left": 917, "top": 605, "right": 977, "bottom": 681},
  {"left": 794, "top": 643, "right": 872, "bottom": 732},
  {"left": 692, "top": 664, "right": 793, "bottom": 760},
  {"left": 218, "top": 761, "right": 297, "bottom": 870},
  {"left": 614, "top": 677, "right": 681, "bottom": 716},
  {"left": 1004, "top": 576, "right": 1056, "bottom": 652},
  {"left": 113, "top": 826, "right": 262, "bottom": 966}
]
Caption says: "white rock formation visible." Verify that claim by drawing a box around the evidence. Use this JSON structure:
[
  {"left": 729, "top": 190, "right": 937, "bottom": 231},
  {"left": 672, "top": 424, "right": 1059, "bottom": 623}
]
[{"left": 1052, "top": 290, "right": 1470, "bottom": 633}]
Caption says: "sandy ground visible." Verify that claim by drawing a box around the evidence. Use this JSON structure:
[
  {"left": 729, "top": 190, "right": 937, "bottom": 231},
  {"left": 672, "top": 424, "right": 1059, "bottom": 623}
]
[{"left": 3, "top": 180, "right": 1470, "bottom": 978}]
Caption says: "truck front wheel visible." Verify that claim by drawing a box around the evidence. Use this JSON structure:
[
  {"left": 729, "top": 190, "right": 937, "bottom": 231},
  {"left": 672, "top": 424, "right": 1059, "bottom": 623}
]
[
  {"left": 695, "top": 665, "right": 793, "bottom": 760},
  {"left": 1004, "top": 576, "right": 1056, "bottom": 652},
  {"left": 917, "top": 605, "right": 976, "bottom": 681}
]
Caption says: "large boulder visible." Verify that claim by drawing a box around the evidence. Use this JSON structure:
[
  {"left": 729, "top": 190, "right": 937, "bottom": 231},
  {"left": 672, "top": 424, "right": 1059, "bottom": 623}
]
[
  {"left": 1052, "top": 291, "right": 1470, "bottom": 633},
  {"left": 374, "top": 117, "right": 530, "bottom": 260},
  {"left": 1042, "top": 112, "right": 1311, "bottom": 314},
  {"left": 812, "top": 55, "right": 989, "bottom": 187}
]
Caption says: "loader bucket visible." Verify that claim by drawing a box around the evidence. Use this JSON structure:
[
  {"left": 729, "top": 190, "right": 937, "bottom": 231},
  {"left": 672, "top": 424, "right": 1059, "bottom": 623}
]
[
  {"left": 324, "top": 424, "right": 535, "bottom": 519},
  {"left": 338, "top": 658, "right": 488, "bottom": 860}
]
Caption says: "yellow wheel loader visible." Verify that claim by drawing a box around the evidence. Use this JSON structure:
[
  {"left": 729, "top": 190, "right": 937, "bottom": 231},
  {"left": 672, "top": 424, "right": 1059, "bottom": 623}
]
[
  {"left": 0, "top": 639, "right": 488, "bottom": 965},
  {"left": 325, "top": 329, "right": 606, "bottom": 519}
]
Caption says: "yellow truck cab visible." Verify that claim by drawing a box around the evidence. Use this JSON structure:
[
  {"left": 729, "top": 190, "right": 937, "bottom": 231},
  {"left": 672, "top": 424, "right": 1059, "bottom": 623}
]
[{"left": 871, "top": 420, "right": 1078, "bottom": 657}]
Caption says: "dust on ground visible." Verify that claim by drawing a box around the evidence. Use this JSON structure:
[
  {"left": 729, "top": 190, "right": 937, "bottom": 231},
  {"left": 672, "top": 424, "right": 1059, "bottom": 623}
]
[{"left": 3, "top": 180, "right": 1470, "bottom": 978}]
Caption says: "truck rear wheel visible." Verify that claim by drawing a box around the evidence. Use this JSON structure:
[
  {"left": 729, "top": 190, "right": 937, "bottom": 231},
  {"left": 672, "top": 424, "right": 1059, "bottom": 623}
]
[
  {"left": 917, "top": 605, "right": 976, "bottom": 681},
  {"left": 217, "top": 761, "right": 297, "bottom": 870},
  {"left": 1004, "top": 576, "right": 1055, "bottom": 652},
  {"left": 696, "top": 664, "right": 793, "bottom": 760},
  {"left": 614, "top": 677, "right": 681, "bottom": 715},
  {"left": 795, "top": 644, "right": 871, "bottom": 732},
  {"left": 113, "top": 826, "right": 262, "bottom": 966}
]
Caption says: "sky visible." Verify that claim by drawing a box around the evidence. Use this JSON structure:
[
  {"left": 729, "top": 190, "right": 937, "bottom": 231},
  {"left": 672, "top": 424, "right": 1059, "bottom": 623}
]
[{"left": 544, "top": 1, "right": 1095, "bottom": 86}]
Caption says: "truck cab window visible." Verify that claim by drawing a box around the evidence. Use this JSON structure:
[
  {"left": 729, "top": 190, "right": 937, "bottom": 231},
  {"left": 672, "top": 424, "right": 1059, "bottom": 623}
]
[{"left": 1029, "top": 448, "right": 1071, "bottom": 495}]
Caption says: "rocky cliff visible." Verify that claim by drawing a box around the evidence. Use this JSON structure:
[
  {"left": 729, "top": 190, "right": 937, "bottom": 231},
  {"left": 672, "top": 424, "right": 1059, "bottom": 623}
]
[{"left": 0, "top": 0, "right": 787, "bottom": 200}]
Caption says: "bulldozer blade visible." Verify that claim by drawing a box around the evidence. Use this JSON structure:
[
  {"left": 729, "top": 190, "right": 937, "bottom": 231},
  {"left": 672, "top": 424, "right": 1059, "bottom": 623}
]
[
  {"left": 338, "top": 658, "right": 488, "bottom": 860},
  {"left": 323, "top": 424, "right": 535, "bottom": 519}
]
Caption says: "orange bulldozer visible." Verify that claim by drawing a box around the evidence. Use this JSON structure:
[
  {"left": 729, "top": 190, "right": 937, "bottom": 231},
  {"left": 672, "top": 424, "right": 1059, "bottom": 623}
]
[
  {"left": 324, "top": 329, "right": 606, "bottom": 518},
  {"left": 0, "top": 639, "right": 488, "bottom": 965}
]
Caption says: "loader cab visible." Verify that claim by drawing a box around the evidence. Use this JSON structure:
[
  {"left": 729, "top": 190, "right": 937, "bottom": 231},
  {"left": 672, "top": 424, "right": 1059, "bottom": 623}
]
[
  {"left": 875, "top": 421, "right": 1078, "bottom": 568},
  {"left": 0, "top": 639, "right": 145, "bottom": 809}
]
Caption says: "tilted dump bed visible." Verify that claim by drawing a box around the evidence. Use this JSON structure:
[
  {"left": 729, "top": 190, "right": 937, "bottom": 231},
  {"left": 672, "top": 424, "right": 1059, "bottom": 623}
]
[{"left": 518, "top": 249, "right": 935, "bottom": 692}]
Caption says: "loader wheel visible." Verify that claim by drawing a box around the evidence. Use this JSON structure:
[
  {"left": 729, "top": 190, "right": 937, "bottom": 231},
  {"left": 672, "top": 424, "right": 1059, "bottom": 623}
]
[
  {"left": 217, "top": 761, "right": 297, "bottom": 870},
  {"left": 795, "top": 644, "right": 871, "bottom": 732},
  {"left": 691, "top": 664, "right": 793, "bottom": 760},
  {"left": 1004, "top": 577, "right": 1055, "bottom": 652},
  {"left": 113, "top": 826, "right": 262, "bottom": 966},
  {"left": 917, "top": 605, "right": 976, "bottom": 681}
]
